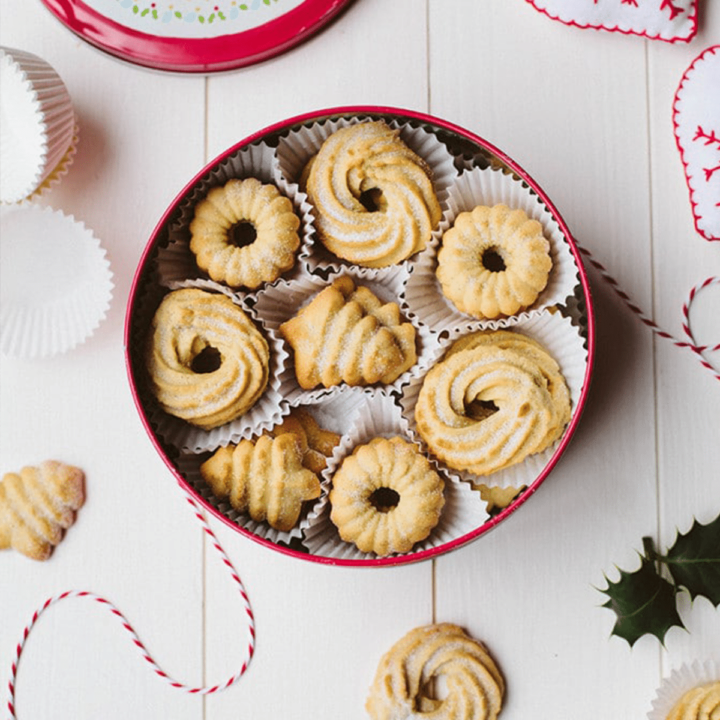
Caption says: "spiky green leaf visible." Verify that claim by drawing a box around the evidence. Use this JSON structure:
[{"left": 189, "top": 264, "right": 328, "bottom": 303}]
[
  {"left": 663, "top": 513, "right": 720, "bottom": 606},
  {"left": 600, "top": 555, "right": 685, "bottom": 646}
]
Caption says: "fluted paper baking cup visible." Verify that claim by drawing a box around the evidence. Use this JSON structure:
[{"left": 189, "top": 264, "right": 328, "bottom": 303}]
[
  {"left": 274, "top": 114, "right": 458, "bottom": 276},
  {"left": 159, "top": 141, "right": 312, "bottom": 289},
  {"left": 0, "top": 205, "right": 113, "bottom": 358},
  {"left": 140, "top": 280, "right": 288, "bottom": 454},
  {"left": 648, "top": 660, "right": 720, "bottom": 720},
  {"left": 303, "top": 392, "right": 490, "bottom": 560},
  {"left": 254, "top": 267, "right": 438, "bottom": 406},
  {"left": 24, "top": 123, "right": 79, "bottom": 203},
  {"left": 400, "top": 310, "right": 588, "bottom": 490},
  {"left": 404, "top": 165, "right": 580, "bottom": 335},
  {"left": 0, "top": 47, "right": 76, "bottom": 204}
]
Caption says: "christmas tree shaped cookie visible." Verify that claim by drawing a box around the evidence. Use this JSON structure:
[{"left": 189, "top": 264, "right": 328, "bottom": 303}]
[
  {"left": 0, "top": 461, "right": 85, "bottom": 561},
  {"left": 200, "top": 434, "right": 321, "bottom": 532},
  {"left": 279, "top": 276, "right": 416, "bottom": 389}
]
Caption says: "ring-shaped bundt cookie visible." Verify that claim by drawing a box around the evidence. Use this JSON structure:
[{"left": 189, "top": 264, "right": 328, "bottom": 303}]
[
  {"left": 329, "top": 436, "right": 444, "bottom": 556},
  {"left": 189, "top": 177, "right": 300, "bottom": 289},
  {"left": 415, "top": 331, "right": 570, "bottom": 477},
  {"left": 436, "top": 203, "right": 552, "bottom": 319},
  {"left": 305, "top": 121, "right": 442, "bottom": 267},
  {"left": 366, "top": 623, "right": 505, "bottom": 720},
  {"left": 146, "top": 288, "right": 269, "bottom": 430}
]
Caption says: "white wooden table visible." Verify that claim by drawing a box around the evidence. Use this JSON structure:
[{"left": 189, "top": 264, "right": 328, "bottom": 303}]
[{"left": 2, "top": 2, "right": 719, "bottom": 718}]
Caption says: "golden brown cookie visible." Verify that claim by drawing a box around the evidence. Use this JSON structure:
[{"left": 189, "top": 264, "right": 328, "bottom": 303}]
[
  {"left": 437, "top": 203, "right": 552, "bottom": 319},
  {"left": 279, "top": 276, "right": 416, "bottom": 390},
  {"left": 189, "top": 177, "right": 300, "bottom": 289},
  {"left": 366, "top": 623, "right": 505, "bottom": 720},
  {"left": 146, "top": 288, "right": 269, "bottom": 430},
  {"left": 0, "top": 461, "right": 85, "bottom": 561},
  {"left": 200, "top": 434, "right": 321, "bottom": 532},
  {"left": 268, "top": 408, "right": 340, "bottom": 474},
  {"left": 666, "top": 681, "right": 719, "bottom": 720},
  {"left": 329, "top": 436, "right": 444, "bottom": 556},
  {"left": 415, "top": 330, "right": 570, "bottom": 477},
  {"left": 477, "top": 484, "right": 526, "bottom": 514},
  {"left": 305, "top": 121, "right": 442, "bottom": 267}
]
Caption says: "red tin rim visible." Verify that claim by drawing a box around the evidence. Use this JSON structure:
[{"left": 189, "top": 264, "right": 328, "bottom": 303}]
[
  {"left": 40, "top": 0, "right": 353, "bottom": 74},
  {"left": 124, "top": 105, "right": 596, "bottom": 567}
]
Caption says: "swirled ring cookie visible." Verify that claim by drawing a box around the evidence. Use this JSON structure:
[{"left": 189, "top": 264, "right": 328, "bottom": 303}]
[
  {"left": 366, "top": 623, "right": 505, "bottom": 720},
  {"left": 437, "top": 203, "right": 552, "bottom": 319},
  {"left": 415, "top": 330, "right": 570, "bottom": 477},
  {"left": 189, "top": 177, "right": 300, "bottom": 289},
  {"left": 146, "top": 288, "right": 269, "bottom": 430},
  {"left": 305, "top": 121, "right": 442, "bottom": 267},
  {"left": 329, "top": 436, "right": 444, "bottom": 556}
]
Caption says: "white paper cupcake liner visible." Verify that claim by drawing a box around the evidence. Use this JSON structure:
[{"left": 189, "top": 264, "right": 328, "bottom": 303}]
[
  {"left": 400, "top": 310, "right": 589, "bottom": 490},
  {"left": 157, "top": 141, "right": 312, "bottom": 289},
  {"left": 648, "top": 660, "right": 720, "bottom": 720},
  {"left": 303, "top": 392, "right": 490, "bottom": 561},
  {"left": 0, "top": 47, "right": 76, "bottom": 204},
  {"left": 253, "top": 267, "right": 437, "bottom": 406},
  {"left": 274, "top": 114, "right": 458, "bottom": 277},
  {"left": 0, "top": 205, "right": 113, "bottom": 358},
  {"left": 403, "top": 165, "right": 580, "bottom": 335},
  {"left": 141, "top": 280, "right": 288, "bottom": 454}
]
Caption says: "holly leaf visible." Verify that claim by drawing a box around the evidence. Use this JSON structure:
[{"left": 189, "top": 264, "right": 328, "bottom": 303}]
[
  {"left": 663, "top": 513, "right": 720, "bottom": 606},
  {"left": 599, "top": 554, "right": 685, "bottom": 646}
]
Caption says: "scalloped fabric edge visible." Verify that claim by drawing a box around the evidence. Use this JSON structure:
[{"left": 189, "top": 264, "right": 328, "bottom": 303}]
[
  {"left": 672, "top": 45, "right": 720, "bottom": 242},
  {"left": 524, "top": 0, "right": 698, "bottom": 44}
]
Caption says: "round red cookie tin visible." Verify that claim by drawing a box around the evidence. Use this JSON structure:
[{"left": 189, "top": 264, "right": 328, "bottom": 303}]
[
  {"left": 124, "top": 106, "right": 596, "bottom": 567},
  {"left": 39, "top": 0, "right": 353, "bottom": 74}
]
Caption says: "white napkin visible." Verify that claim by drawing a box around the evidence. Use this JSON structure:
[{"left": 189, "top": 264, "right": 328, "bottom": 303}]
[
  {"left": 524, "top": 0, "right": 698, "bottom": 43},
  {"left": 673, "top": 45, "right": 720, "bottom": 243}
]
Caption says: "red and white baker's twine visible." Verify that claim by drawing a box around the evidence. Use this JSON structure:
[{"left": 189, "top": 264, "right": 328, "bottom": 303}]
[
  {"left": 576, "top": 244, "right": 720, "bottom": 381},
  {"left": 5, "top": 484, "right": 255, "bottom": 719}
]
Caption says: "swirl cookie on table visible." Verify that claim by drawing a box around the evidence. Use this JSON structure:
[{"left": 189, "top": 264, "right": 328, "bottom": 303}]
[{"left": 366, "top": 623, "right": 505, "bottom": 720}]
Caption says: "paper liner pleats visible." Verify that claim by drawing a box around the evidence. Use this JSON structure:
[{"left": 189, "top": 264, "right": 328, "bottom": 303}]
[
  {"left": 0, "top": 47, "right": 77, "bottom": 204},
  {"left": 647, "top": 660, "right": 720, "bottom": 720},
  {"left": 274, "top": 115, "right": 458, "bottom": 277},
  {"left": 139, "top": 280, "right": 289, "bottom": 454},
  {"left": 403, "top": 165, "right": 579, "bottom": 335},
  {"left": 303, "top": 393, "right": 490, "bottom": 561},
  {"left": 399, "top": 311, "right": 588, "bottom": 490},
  {"left": 0, "top": 205, "right": 113, "bottom": 358}
]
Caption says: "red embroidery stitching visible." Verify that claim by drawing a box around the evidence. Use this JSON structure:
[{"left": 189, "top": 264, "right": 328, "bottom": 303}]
[
  {"left": 694, "top": 126, "right": 720, "bottom": 186},
  {"left": 660, "top": 0, "right": 684, "bottom": 20}
]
